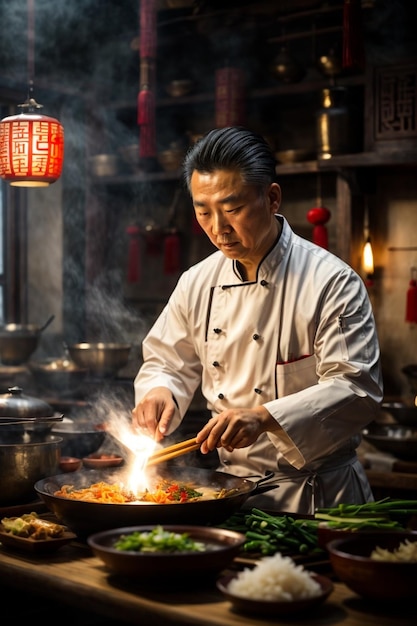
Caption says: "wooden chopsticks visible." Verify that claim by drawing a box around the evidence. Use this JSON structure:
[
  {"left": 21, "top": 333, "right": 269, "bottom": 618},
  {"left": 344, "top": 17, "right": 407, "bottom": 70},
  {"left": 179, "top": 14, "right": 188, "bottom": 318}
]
[{"left": 146, "top": 437, "right": 200, "bottom": 467}]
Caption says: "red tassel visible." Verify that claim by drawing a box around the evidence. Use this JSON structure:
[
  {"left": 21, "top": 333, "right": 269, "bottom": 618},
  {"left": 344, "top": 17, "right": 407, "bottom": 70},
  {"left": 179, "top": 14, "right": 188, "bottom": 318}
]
[
  {"left": 307, "top": 206, "right": 331, "bottom": 250},
  {"left": 342, "top": 0, "right": 365, "bottom": 71},
  {"left": 126, "top": 225, "right": 141, "bottom": 284},
  {"left": 140, "top": 0, "right": 157, "bottom": 58},
  {"left": 164, "top": 232, "right": 181, "bottom": 274},
  {"left": 406, "top": 268, "right": 417, "bottom": 323},
  {"left": 137, "top": 89, "right": 154, "bottom": 125}
]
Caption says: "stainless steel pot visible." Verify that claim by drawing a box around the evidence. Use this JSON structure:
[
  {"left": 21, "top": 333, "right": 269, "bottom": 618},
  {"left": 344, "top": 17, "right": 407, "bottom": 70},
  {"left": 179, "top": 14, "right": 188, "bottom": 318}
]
[
  {"left": 35, "top": 467, "right": 275, "bottom": 537},
  {"left": 0, "top": 435, "right": 62, "bottom": 505},
  {"left": 0, "top": 315, "right": 55, "bottom": 365},
  {"left": 0, "top": 386, "right": 61, "bottom": 443}
]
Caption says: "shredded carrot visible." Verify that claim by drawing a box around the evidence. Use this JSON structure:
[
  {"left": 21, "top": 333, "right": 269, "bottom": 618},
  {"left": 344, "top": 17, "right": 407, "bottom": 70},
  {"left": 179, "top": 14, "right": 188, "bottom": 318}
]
[{"left": 53, "top": 480, "right": 206, "bottom": 504}]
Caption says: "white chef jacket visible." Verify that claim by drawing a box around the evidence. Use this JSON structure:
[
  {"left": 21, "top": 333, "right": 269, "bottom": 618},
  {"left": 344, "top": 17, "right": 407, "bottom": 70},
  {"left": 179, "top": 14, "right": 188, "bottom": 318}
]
[{"left": 134, "top": 215, "right": 383, "bottom": 514}]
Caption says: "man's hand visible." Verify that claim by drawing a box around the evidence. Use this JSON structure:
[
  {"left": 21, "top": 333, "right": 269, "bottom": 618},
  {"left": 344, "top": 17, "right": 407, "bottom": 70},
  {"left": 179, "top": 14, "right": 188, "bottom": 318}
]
[
  {"left": 196, "top": 406, "right": 278, "bottom": 454},
  {"left": 132, "top": 386, "right": 177, "bottom": 442}
]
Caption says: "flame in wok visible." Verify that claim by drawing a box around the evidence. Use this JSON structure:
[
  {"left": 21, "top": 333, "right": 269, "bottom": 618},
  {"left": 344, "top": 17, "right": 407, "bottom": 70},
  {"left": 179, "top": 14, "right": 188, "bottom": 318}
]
[{"left": 105, "top": 417, "right": 159, "bottom": 494}]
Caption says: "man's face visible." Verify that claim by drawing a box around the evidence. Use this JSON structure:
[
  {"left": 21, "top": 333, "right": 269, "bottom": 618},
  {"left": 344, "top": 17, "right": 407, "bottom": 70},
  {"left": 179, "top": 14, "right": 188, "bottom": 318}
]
[{"left": 190, "top": 168, "right": 281, "bottom": 266}]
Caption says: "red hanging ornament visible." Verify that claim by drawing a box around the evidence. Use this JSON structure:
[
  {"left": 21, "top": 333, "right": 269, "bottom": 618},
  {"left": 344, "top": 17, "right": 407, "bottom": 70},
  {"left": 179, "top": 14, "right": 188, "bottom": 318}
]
[
  {"left": 342, "top": 0, "right": 365, "bottom": 72},
  {"left": 126, "top": 225, "right": 141, "bottom": 284},
  {"left": 164, "top": 230, "right": 181, "bottom": 274},
  {"left": 138, "top": 0, "right": 157, "bottom": 159},
  {"left": 307, "top": 206, "right": 331, "bottom": 249},
  {"left": 406, "top": 267, "right": 417, "bottom": 324}
]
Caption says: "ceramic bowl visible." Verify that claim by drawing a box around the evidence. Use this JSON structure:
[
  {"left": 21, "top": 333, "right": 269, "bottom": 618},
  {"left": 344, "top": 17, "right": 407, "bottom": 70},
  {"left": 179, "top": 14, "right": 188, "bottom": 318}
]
[
  {"left": 59, "top": 456, "right": 82, "bottom": 472},
  {"left": 82, "top": 453, "right": 124, "bottom": 469},
  {"left": 87, "top": 525, "right": 246, "bottom": 582},
  {"left": 327, "top": 531, "right": 417, "bottom": 601},
  {"left": 217, "top": 572, "right": 333, "bottom": 616}
]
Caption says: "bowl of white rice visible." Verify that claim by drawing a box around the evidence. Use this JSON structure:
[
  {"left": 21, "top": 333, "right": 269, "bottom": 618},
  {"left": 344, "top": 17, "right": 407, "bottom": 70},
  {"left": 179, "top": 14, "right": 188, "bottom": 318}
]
[{"left": 216, "top": 553, "right": 333, "bottom": 616}]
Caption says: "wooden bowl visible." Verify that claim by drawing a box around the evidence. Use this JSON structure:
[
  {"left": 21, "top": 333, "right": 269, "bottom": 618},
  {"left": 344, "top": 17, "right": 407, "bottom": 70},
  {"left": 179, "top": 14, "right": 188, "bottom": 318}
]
[
  {"left": 59, "top": 456, "right": 82, "bottom": 472},
  {"left": 87, "top": 525, "right": 245, "bottom": 582},
  {"left": 327, "top": 531, "right": 417, "bottom": 601},
  {"left": 82, "top": 453, "right": 124, "bottom": 469}
]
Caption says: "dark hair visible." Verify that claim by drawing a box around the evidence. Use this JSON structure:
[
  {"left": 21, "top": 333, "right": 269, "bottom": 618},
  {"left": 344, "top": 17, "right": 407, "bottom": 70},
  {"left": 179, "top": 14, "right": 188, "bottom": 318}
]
[{"left": 183, "top": 126, "right": 277, "bottom": 192}]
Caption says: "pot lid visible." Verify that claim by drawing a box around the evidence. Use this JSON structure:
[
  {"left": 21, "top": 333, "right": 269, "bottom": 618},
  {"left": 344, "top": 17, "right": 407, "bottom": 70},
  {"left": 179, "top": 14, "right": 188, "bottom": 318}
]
[{"left": 0, "top": 386, "right": 54, "bottom": 418}]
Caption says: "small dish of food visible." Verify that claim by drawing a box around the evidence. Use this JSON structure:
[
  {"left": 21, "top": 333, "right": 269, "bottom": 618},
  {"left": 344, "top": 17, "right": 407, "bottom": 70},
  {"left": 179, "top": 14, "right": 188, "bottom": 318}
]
[
  {"left": 0, "top": 512, "right": 76, "bottom": 554},
  {"left": 82, "top": 453, "right": 124, "bottom": 469},
  {"left": 216, "top": 552, "right": 333, "bottom": 616},
  {"left": 59, "top": 456, "right": 82, "bottom": 472},
  {"left": 87, "top": 524, "right": 246, "bottom": 582}
]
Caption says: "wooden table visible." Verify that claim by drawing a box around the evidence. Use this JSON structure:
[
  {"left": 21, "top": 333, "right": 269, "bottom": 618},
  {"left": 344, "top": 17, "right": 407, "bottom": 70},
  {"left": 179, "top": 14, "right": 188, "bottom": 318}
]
[{"left": 0, "top": 540, "right": 415, "bottom": 626}]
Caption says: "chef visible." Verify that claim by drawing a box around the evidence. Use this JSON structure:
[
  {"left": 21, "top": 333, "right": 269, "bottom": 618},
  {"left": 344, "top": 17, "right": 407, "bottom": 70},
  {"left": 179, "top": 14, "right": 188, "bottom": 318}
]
[{"left": 132, "top": 126, "right": 383, "bottom": 514}]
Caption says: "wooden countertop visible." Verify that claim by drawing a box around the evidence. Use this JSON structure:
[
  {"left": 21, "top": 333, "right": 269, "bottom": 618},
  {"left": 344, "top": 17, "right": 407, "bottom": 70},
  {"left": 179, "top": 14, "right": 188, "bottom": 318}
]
[{"left": 0, "top": 540, "right": 415, "bottom": 626}]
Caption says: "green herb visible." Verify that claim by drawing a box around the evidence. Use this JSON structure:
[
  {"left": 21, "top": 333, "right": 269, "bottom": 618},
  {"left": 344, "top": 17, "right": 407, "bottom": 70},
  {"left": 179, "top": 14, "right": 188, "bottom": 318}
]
[
  {"left": 113, "top": 525, "right": 206, "bottom": 553},
  {"left": 220, "top": 508, "right": 322, "bottom": 555}
]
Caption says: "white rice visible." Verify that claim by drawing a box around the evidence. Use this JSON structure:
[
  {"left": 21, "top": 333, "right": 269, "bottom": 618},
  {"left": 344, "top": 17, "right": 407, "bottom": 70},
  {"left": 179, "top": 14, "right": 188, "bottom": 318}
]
[{"left": 228, "top": 553, "right": 321, "bottom": 602}]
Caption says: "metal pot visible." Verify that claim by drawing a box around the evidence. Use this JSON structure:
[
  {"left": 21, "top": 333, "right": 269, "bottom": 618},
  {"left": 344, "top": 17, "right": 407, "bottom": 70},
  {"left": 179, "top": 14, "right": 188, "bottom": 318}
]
[
  {"left": 35, "top": 467, "right": 275, "bottom": 537},
  {"left": 0, "top": 435, "right": 62, "bottom": 505},
  {"left": 0, "top": 386, "right": 61, "bottom": 443},
  {"left": 0, "top": 315, "right": 55, "bottom": 365}
]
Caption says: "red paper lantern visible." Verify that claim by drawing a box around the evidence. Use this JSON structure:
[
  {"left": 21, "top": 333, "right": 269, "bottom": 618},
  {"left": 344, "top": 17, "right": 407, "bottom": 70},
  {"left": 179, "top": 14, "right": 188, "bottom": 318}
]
[{"left": 0, "top": 110, "right": 64, "bottom": 187}]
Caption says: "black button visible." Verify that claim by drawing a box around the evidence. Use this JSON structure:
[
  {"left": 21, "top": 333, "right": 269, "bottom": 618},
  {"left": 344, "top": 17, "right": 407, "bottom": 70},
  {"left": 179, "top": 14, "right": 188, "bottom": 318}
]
[
  {"left": 253, "top": 333, "right": 260, "bottom": 340},
  {"left": 213, "top": 328, "right": 222, "bottom": 334},
  {"left": 218, "top": 393, "right": 224, "bottom": 399},
  {"left": 254, "top": 388, "right": 262, "bottom": 394},
  {"left": 212, "top": 361, "right": 220, "bottom": 367},
  {"left": 260, "top": 279, "right": 269, "bottom": 287}
]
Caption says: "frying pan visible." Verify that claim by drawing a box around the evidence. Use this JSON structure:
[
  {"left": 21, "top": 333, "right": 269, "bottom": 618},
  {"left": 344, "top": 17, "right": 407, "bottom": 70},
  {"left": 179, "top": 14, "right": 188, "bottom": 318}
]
[{"left": 34, "top": 467, "right": 275, "bottom": 538}]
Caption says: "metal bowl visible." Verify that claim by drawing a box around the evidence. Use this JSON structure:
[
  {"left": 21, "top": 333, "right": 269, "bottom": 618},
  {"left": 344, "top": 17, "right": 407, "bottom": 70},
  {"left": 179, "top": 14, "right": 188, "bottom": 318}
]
[
  {"left": 0, "top": 324, "right": 41, "bottom": 365},
  {"left": 67, "top": 342, "right": 131, "bottom": 378},
  {"left": 29, "top": 357, "right": 88, "bottom": 396},
  {"left": 362, "top": 422, "right": 417, "bottom": 460},
  {"left": 51, "top": 421, "right": 107, "bottom": 458},
  {"left": 381, "top": 403, "right": 417, "bottom": 426}
]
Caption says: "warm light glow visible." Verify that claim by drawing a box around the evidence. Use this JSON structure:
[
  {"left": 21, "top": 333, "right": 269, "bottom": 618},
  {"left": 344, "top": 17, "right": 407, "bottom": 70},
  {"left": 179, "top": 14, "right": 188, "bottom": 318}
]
[
  {"left": 362, "top": 238, "right": 374, "bottom": 275},
  {"left": 0, "top": 111, "right": 64, "bottom": 187},
  {"left": 105, "top": 418, "right": 158, "bottom": 494}
]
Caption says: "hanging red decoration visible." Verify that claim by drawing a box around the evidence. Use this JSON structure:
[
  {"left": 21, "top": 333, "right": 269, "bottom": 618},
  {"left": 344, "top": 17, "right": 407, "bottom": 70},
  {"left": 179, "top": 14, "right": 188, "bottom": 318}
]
[
  {"left": 342, "top": 0, "right": 365, "bottom": 72},
  {"left": 126, "top": 225, "right": 141, "bottom": 284},
  {"left": 406, "top": 267, "right": 417, "bottom": 324},
  {"left": 138, "top": 0, "right": 157, "bottom": 159},
  {"left": 0, "top": 108, "right": 64, "bottom": 187},
  {"left": 215, "top": 67, "right": 246, "bottom": 128},
  {"left": 307, "top": 206, "right": 331, "bottom": 249},
  {"left": 164, "top": 231, "right": 181, "bottom": 274},
  {"left": 0, "top": 0, "right": 64, "bottom": 187}
]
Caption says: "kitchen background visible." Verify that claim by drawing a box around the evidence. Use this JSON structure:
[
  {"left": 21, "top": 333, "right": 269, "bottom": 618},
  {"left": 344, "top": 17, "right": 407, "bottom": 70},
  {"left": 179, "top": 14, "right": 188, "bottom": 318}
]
[{"left": 0, "top": 0, "right": 416, "bottom": 409}]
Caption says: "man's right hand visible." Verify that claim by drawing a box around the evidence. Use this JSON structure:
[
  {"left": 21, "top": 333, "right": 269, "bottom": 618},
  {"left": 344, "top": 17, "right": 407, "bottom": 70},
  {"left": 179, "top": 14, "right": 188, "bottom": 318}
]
[{"left": 132, "top": 386, "right": 177, "bottom": 442}]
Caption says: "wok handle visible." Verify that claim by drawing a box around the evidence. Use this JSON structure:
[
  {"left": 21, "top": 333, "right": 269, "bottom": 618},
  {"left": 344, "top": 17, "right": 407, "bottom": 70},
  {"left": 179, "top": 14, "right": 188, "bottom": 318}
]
[
  {"left": 244, "top": 470, "right": 278, "bottom": 495},
  {"left": 0, "top": 413, "right": 64, "bottom": 426}
]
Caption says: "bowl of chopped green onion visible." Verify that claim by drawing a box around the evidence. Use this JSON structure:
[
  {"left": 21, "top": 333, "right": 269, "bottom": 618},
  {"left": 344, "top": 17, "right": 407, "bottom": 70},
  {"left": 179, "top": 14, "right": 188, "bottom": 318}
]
[{"left": 87, "top": 524, "right": 246, "bottom": 582}]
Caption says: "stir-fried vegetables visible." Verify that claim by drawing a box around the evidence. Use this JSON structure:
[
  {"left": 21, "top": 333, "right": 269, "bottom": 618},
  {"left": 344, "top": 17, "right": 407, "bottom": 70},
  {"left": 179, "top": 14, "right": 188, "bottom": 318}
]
[
  {"left": 114, "top": 525, "right": 206, "bottom": 553},
  {"left": 54, "top": 480, "right": 204, "bottom": 504}
]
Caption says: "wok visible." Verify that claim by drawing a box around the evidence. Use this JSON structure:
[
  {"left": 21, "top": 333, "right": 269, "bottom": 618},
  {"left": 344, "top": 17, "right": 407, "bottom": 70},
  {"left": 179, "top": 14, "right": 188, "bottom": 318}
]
[{"left": 35, "top": 467, "right": 275, "bottom": 538}]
